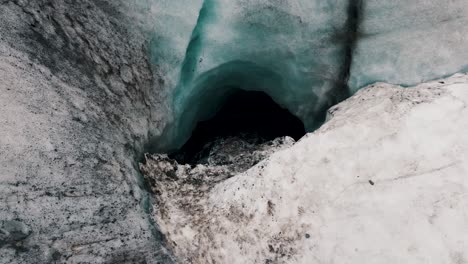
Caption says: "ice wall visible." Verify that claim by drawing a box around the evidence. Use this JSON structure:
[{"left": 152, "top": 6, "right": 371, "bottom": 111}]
[
  {"left": 349, "top": 0, "right": 468, "bottom": 91},
  {"left": 142, "top": 0, "right": 468, "bottom": 151}
]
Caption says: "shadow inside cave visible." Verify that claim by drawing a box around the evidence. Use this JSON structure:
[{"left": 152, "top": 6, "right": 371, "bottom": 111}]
[{"left": 170, "top": 89, "right": 305, "bottom": 164}]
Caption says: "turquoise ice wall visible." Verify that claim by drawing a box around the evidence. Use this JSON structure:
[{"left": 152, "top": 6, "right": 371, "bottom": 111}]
[{"left": 138, "top": 0, "right": 468, "bottom": 151}]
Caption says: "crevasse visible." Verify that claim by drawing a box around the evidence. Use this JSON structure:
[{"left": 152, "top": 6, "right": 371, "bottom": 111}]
[{"left": 140, "top": 0, "right": 468, "bottom": 151}]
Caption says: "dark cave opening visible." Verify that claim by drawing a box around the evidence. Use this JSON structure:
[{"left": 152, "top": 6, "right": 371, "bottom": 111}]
[{"left": 170, "top": 89, "right": 306, "bottom": 164}]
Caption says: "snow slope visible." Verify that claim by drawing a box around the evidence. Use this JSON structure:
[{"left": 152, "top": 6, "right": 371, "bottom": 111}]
[{"left": 144, "top": 73, "right": 468, "bottom": 263}]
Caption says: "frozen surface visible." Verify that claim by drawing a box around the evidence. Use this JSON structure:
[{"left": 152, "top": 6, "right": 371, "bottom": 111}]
[
  {"left": 0, "top": 1, "right": 172, "bottom": 263},
  {"left": 349, "top": 0, "right": 468, "bottom": 91},
  {"left": 145, "top": 0, "right": 468, "bottom": 151},
  {"left": 143, "top": 73, "right": 468, "bottom": 263}
]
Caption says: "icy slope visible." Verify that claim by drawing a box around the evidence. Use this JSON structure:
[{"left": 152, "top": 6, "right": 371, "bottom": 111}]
[
  {"left": 142, "top": 73, "right": 468, "bottom": 263},
  {"left": 0, "top": 1, "right": 172, "bottom": 263}
]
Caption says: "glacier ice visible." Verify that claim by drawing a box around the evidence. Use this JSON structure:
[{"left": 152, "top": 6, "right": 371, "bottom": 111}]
[
  {"left": 138, "top": 0, "right": 468, "bottom": 151},
  {"left": 349, "top": 0, "right": 468, "bottom": 91}
]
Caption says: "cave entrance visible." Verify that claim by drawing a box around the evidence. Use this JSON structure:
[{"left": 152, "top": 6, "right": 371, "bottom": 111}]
[{"left": 170, "top": 89, "right": 306, "bottom": 164}]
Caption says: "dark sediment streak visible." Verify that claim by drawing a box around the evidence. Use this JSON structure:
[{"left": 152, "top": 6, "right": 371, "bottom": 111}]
[{"left": 314, "top": 0, "right": 364, "bottom": 127}]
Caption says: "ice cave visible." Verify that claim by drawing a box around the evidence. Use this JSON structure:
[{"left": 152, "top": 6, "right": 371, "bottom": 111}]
[
  {"left": 169, "top": 89, "right": 306, "bottom": 164},
  {"left": 2, "top": 0, "right": 468, "bottom": 263},
  {"left": 147, "top": 0, "right": 468, "bottom": 153}
]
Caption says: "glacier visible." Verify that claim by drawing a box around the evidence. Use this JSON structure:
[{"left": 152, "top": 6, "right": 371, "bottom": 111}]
[
  {"left": 1, "top": 0, "right": 468, "bottom": 262},
  {"left": 138, "top": 0, "right": 468, "bottom": 151}
]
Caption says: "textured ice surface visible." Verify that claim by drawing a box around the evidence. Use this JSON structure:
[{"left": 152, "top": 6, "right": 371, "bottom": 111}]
[
  {"left": 349, "top": 0, "right": 468, "bottom": 91},
  {"left": 144, "top": 0, "right": 468, "bottom": 151}
]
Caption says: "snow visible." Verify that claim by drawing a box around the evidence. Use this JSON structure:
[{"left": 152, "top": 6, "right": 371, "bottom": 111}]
[{"left": 144, "top": 73, "right": 468, "bottom": 263}]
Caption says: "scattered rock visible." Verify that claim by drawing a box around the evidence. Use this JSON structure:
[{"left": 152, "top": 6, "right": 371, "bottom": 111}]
[{"left": 0, "top": 221, "right": 31, "bottom": 247}]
